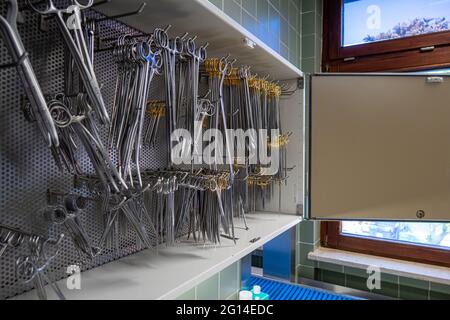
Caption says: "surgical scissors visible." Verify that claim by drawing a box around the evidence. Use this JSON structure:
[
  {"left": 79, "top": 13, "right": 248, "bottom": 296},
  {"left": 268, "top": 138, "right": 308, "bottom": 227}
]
[
  {"left": 44, "top": 204, "right": 99, "bottom": 261},
  {"left": 49, "top": 95, "right": 127, "bottom": 193},
  {"left": 16, "top": 234, "right": 65, "bottom": 300},
  {"left": 0, "top": 228, "right": 25, "bottom": 258}
]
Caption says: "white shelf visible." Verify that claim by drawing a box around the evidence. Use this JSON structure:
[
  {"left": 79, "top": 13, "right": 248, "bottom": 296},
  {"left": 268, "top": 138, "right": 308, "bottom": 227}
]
[
  {"left": 13, "top": 212, "right": 301, "bottom": 300},
  {"left": 95, "top": 0, "right": 303, "bottom": 80}
]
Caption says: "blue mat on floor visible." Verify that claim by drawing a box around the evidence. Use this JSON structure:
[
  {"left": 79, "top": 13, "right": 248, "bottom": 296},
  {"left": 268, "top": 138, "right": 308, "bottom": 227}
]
[{"left": 248, "top": 277, "right": 356, "bottom": 300}]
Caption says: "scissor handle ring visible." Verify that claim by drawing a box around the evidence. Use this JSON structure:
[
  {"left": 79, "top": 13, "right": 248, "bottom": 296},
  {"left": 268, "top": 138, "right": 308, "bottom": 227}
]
[
  {"left": 207, "top": 179, "right": 218, "bottom": 192},
  {"left": 27, "top": 235, "right": 41, "bottom": 251},
  {"left": 41, "top": 235, "right": 64, "bottom": 261},
  {"left": 124, "top": 43, "right": 134, "bottom": 63},
  {"left": 7, "top": 231, "right": 24, "bottom": 248},
  {"left": 114, "top": 35, "right": 129, "bottom": 63},
  {"left": 71, "top": 0, "right": 94, "bottom": 10},
  {"left": 138, "top": 41, "right": 153, "bottom": 62},
  {"left": 0, "top": 229, "right": 11, "bottom": 241},
  {"left": 129, "top": 42, "right": 140, "bottom": 63},
  {"left": 239, "top": 66, "right": 248, "bottom": 78},
  {"left": 147, "top": 39, "right": 163, "bottom": 69},
  {"left": 26, "top": 0, "right": 58, "bottom": 15},
  {"left": 112, "top": 45, "right": 122, "bottom": 63},
  {"left": 16, "top": 256, "right": 37, "bottom": 284},
  {"left": 199, "top": 100, "right": 212, "bottom": 114},
  {"left": 153, "top": 52, "right": 163, "bottom": 69},
  {"left": 225, "top": 62, "right": 234, "bottom": 76},
  {"left": 49, "top": 102, "right": 73, "bottom": 128},
  {"left": 49, "top": 103, "right": 71, "bottom": 128},
  {"left": 219, "top": 57, "right": 228, "bottom": 73},
  {"left": 172, "top": 37, "right": 183, "bottom": 54},
  {"left": 207, "top": 103, "right": 216, "bottom": 117},
  {"left": 198, "top": 46, "right": 207, "bottom": 62},
  {"left": 186, "top": 38, "right": 196, "bottom": 56},
  {"left": 152, "top": 178, "right": 162, "bottom": 193},
  {"left": 147, "top": 36, "right": 157, "bottom": 51},
  {"left": 154, "top": 29, "right": 169, "bottom": 49}
]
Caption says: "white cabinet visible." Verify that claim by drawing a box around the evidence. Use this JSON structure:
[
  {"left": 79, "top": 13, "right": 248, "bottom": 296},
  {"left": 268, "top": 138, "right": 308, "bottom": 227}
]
[{"left": 305, "top": 74, "right": 450, "bottom": 222}]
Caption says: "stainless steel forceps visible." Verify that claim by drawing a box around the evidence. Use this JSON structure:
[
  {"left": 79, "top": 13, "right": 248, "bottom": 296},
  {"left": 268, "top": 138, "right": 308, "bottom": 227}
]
[
  {"left": 0, "top": 0, "right": 59, "bottom": 148},
  {"left": 27, "top": 0, "right": 110, "bottom": 125}
]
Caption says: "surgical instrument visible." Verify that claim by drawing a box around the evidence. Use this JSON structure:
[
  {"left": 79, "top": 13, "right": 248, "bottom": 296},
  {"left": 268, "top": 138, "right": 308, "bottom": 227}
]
[
  {"left": 27, "top": 0, "right": 110, "bottom": 125},
  {"left": 16, "top": 234, "right": 65, "bottom": 300},
  {"left": 43, "top": 203, "right": 100, "bottom": 261},
  {"left": 0, "top": 0, "right": 59, "bottom": 148},
  {"left": 110, "top": 36, "right": 162, "bottom": 186}
]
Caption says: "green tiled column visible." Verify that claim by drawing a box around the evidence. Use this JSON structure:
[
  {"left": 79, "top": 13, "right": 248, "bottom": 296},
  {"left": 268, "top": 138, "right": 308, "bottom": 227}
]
[
  {"left": 295, "top": 219, "right": 320, "bottom": 281},
  {"left": 295, "top": 0, "right": 323, "bottom": 283},
  {"left": 300, "top": 0, "right": 322, "bottom": 73}
]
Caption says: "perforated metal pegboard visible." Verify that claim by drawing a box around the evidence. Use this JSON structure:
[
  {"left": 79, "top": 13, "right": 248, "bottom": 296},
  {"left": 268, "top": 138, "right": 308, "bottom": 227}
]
[{"left": 0, "top": 0, "right": 170, "bottom": 299}]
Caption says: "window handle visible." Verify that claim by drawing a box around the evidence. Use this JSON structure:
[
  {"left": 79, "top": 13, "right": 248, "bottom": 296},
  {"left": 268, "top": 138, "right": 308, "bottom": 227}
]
[
  {"left": 426, "top": 76, "right": 444, "bottom": 84},
  {"left": 420, "top": 46, "right": 435, "bottom": 52}
]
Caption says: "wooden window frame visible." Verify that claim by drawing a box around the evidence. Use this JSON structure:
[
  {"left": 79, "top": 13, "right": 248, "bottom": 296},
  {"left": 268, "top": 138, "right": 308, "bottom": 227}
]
[
  {"left": 323, "top": 0, "right": 450, "bottom": 72},
  {"left": 321, "top": 222, "right": 450, "bottom": 268},
  {"left": 321, "top": 0, "right": 450, "bottom": 268}
]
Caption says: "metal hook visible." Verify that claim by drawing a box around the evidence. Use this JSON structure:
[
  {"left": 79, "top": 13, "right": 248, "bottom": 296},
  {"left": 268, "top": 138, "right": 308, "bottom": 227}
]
[
  {"left": 180, "top": 32, "right": 189, "bottom": 41},
  {"left": 91, "top": 0, "right": 112, "bottom": 8},
  {"left": 94, "top": 2, "right": 147, "bottom": 23}
]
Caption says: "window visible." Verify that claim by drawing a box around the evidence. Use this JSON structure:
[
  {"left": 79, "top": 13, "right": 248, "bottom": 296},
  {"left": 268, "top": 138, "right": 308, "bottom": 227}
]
[
  {"left": 321, "top": 3, "right": 450, "bottom": 267},
  {"left": 343, "top": 0, "right": 450, "bottom": 47},
  {"left": 342, "top": 222, "right": 450, "bottom": 249},
  {"left": 322, "top": 0, "right": 450, "bottom": 72},
  {"left": 322, "top": 221, "right": 450, "bottom": 267}
]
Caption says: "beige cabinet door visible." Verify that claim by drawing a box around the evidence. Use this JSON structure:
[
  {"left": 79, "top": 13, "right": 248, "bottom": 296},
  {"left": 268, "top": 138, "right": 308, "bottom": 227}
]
[{"left": 305, "top": 74, "right": 450, "bottom": 221}]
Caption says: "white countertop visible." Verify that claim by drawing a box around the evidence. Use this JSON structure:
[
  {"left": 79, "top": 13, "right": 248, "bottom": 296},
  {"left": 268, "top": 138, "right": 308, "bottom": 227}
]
[{"left": 14, "top": 212, "right": 301, "bottom": 300}]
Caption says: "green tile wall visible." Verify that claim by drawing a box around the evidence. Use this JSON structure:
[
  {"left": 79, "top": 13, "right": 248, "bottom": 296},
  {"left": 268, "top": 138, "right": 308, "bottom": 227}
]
[
  {"left": 295, "top": 0, "right": 323, "bottom": 283},
  {"left": 319, "top": 264, "right": 450, "bottom": 300},
  {"left": 295, "top": 219, "right": 320, "bottom": 281},
  {"left": 208, "top": 0, "right": 302, "bottom": 68},
  {"left": 176, "top": 261, "right": 241, "bottom": 300},
  {"left": 300, "top": 0, "right": 322, "bottom": 73},
  {"left": 295, "top": 243, "right": 450, "bottom": 300}
]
